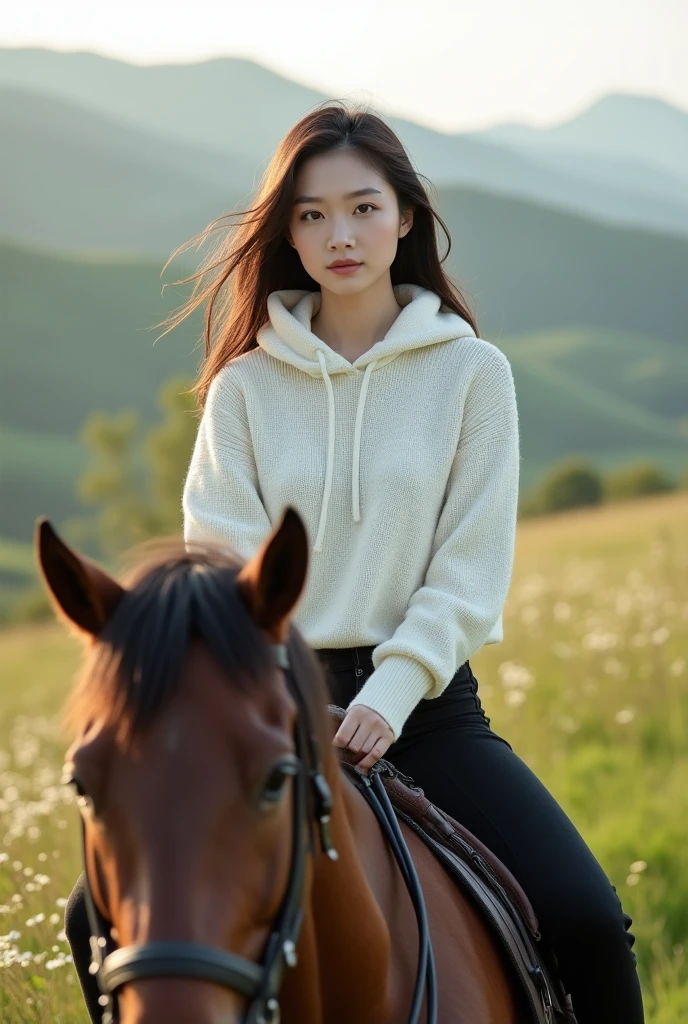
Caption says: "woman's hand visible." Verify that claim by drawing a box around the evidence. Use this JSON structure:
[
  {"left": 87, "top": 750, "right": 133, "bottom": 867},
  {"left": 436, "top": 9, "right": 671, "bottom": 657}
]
[{"left": 332, "top": 705, "right": 395, "bottom": 775}]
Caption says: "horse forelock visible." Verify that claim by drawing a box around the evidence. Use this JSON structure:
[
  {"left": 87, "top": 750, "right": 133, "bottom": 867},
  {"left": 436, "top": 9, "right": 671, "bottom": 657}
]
[{"left": 62, "top": 537, "right": 331, "bottom": 758}]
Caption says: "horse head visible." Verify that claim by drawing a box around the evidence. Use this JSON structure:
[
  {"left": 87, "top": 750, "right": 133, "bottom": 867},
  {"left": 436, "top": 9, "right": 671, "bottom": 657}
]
[{"left": 36, "top": 508, "right": 393, "bottom": 1024}]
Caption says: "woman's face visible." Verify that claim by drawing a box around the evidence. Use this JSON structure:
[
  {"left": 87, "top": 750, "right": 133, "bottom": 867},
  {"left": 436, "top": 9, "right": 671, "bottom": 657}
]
[{"left": 286, "top": 147, "right": 413, "bottom": 294}]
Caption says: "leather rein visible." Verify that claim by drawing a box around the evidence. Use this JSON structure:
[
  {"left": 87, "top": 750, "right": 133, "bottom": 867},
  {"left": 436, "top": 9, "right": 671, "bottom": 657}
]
[{"left": 68, "top": 642, "right": 438, "bottom": 1023}]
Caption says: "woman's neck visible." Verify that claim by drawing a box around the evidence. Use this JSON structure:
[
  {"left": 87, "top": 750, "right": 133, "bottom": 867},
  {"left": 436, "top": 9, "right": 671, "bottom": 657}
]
[{"left": 311, "top": 277, "right": 402, "bottom": 361}]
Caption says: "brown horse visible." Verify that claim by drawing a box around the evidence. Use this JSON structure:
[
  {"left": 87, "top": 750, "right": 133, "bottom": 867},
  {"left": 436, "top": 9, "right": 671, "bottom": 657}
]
[{"left": 37, "top": 506, "right": 527, "bottom": 1024}]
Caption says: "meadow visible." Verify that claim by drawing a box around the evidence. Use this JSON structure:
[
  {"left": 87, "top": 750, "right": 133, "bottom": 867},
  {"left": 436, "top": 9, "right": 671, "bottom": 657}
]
[{"left": 0, "top": 490, "right": 686, "bottom": 1021}]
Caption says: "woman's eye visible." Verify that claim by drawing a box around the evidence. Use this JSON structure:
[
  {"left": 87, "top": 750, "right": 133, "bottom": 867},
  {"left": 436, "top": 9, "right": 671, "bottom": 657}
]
[{"left": 301, "top": 203, "right": 376, "bottom": 221}]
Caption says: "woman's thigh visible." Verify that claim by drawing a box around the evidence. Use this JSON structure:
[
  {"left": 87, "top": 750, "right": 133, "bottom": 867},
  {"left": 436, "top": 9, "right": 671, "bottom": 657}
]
[
  {"left": 321, "top": 652, "right": 629, "bottom": 946},
  {"left": 388, "top": 722, "right": 620, "bottom": 931}
]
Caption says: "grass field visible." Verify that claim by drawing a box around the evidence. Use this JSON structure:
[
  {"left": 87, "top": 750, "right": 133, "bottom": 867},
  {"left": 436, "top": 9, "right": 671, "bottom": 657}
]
[{"left": 0, "top": 490, "right": 687, "bottom": 1021}]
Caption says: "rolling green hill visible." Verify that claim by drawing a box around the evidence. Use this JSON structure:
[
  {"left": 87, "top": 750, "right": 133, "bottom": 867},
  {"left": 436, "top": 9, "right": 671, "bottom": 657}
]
[
  {"left": 500, "top": 330, "right": 688, "bottom": 479},
  {"left": 0, "top": 85, "right": 250, "bottom": 256},
  {"left": 439, "top": 187, "right": 688, "bottom": 347},
  {"left": 500, "top": 328, "right": 688, "bottom": 424},
  {"left": 0, "top": 239, "right": 202, "bottom": 539},
  {"left": 1, "top": 229, "right": 686, "bottom": 544},
  {"left": 0, "top": 240, "right": 200, "bottom": 436}
]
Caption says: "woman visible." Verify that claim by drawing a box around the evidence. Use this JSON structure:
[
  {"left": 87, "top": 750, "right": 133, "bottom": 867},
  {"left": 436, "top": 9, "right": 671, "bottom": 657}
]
[{"left": 65, "top": 101, "right": 644, "bottom": 1022}]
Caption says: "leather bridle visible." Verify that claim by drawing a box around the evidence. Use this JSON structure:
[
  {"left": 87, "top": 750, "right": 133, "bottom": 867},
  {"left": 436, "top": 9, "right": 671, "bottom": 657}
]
[{"left": 68, "top": 642, "right": 438, "bottom": 1024}]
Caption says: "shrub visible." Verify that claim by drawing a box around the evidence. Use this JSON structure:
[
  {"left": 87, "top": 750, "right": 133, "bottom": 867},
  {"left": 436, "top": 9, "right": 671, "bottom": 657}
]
[
  {"left": 603, "top": 460, "right": 676, "bottom": 501},
  {"left": 528, "top": 457, "right": 603, "bottom": 514}
]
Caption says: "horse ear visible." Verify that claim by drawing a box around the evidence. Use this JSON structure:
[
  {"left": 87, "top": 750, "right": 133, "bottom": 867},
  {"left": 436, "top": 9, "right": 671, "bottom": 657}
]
[
  {"left": 34, "top": 517, "right": 126, "bottom": 638},
  {"left": 235, "top": 506, "right": 309, "bottom": 644}
]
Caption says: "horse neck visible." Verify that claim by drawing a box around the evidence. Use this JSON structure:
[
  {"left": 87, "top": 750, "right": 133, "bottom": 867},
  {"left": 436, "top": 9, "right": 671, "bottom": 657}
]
[{"left": 279, "top": 755, "right": 393, "bottom": 1023}]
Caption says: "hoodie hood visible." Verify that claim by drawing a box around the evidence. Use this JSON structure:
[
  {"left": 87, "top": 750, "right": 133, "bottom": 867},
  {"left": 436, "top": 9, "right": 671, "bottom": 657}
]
[{"left": 256, "top": 283, "right": 477, "bottom": 552}]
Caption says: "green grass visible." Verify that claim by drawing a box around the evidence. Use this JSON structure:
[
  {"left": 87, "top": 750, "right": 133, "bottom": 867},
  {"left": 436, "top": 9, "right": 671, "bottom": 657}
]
[
  {"left": 474, "top": 490, "right": 688, "bottom": 1021},
  {"left": 0, "top": 627, "right": 85, "bottom": 1021},
  {"left": 0, "top": 491, "right": 687, "bottom": 1020}
]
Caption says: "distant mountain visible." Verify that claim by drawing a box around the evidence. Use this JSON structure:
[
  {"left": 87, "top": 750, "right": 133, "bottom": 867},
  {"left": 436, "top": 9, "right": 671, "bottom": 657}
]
[
  {"left": 2, "top": 49, "right": 688, "bottom": 240},
  {"left": 481, "top": 93, "right": 688, "bottom": 184},
  {"left": 1, "top": 86, "right": 251, "bottom": 256},
  {"left": 0, "top": 48, "right": 310, "bottom": 173}
]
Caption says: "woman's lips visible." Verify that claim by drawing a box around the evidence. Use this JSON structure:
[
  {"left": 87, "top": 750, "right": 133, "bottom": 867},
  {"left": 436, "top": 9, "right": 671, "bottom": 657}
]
[{"left": 328, "top": 263, "right": 362, "bottom": 275}]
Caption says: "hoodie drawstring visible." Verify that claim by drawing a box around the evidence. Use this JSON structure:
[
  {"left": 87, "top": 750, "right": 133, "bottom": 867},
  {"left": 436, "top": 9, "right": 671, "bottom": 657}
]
[{"left": 313, "top": 350, "right": 377, "bottom": 553}]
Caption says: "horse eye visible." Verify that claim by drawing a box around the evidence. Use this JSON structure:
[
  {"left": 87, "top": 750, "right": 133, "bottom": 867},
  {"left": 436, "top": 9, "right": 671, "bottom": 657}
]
[
  {"left": 260, "top": 759, "right": 299, "bottom": 807},
  {"left": 62, "top": 771, "right": 86, "bottom": 797},
  {"left": 63, "top": 770, "right": 96, "bottom": 812}
]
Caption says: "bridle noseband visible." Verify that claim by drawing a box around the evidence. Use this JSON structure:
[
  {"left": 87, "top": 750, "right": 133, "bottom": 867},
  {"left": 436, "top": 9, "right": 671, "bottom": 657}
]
[{"left": 71, "top": 642, "right": 438, "bottom": 1023}]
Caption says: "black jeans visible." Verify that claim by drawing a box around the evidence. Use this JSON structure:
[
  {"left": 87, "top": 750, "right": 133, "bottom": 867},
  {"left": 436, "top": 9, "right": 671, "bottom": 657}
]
[
  {"left": 319, "top": 645, "right": 645, "bottom": 1024},
  {"left": 64, "top": 648, "right": 645, "bottom": 1024}
]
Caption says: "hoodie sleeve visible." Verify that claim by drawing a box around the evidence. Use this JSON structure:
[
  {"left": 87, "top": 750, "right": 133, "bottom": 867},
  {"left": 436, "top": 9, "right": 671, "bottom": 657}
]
[
  {"left": 346, "top": 347, "right": 521, "bottom": 742},
  {"left": 182, "top": 367, "right": 272, "bottom": 560}
]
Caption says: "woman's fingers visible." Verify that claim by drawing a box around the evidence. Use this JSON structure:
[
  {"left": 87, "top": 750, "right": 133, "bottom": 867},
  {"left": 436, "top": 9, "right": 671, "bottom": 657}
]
[{"left": 357, "top": 739, "right": 391, "bottom": 773}]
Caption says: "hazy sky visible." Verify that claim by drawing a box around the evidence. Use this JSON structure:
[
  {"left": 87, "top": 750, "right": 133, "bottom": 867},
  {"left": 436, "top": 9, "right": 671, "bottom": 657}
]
[{"left": 2, "top": 0, "right": 685, "bottom": 131}]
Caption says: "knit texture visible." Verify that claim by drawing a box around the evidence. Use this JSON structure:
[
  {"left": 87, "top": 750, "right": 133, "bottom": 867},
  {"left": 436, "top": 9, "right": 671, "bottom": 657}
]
[{"left": 182, "top": 283, "right": 521, "bottom": 741}]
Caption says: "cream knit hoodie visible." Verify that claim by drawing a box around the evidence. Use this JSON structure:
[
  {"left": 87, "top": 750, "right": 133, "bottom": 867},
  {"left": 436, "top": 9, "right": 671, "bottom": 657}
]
[{"left": 182, "top": 282, "right": 521, "bottom": 741}]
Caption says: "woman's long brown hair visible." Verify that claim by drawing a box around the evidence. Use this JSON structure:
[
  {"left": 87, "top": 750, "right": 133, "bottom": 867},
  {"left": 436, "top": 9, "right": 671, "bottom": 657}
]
[{"left": 156, "top": 98, "right": 480, "bottom": 410}]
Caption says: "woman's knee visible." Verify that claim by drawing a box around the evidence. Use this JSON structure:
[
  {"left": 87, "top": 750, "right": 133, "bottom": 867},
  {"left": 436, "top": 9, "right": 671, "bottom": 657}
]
[{"left": 543, "top": 876, "right": 636, "bottom": 953}]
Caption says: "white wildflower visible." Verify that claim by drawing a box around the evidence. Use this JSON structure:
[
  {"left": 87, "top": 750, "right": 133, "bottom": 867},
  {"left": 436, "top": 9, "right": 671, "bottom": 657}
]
[
  {"left": 520, "top": 605, "right": 540, "bottom": 625},
  {"left": 498, "top": 662, "right": 535, "bottom": 689},
  {"left": 504, "top": 689, "right": 527, "bottom": 708},
  {"left": 552, "top": 642, "right": 575, "bottom": 659},
  {"left": 553, "top": 601, "right": 572, "bottom": 622},
  {"left": 583, "top": 631, "right": 617, "bottom": 651}
]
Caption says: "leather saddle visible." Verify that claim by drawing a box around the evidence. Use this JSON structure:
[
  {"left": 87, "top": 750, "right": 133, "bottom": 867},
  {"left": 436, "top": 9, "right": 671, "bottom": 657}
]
[{"left": 328, "top": 705, "right": 578, "bottom": 1024}]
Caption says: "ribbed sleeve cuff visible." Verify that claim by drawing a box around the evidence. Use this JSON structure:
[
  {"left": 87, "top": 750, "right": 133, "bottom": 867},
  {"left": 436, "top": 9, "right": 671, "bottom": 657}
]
[{"left": 345, "top": 654, "right": 435, "bottom": 743}]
